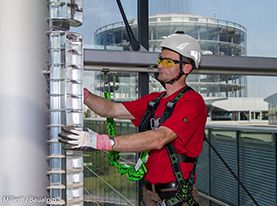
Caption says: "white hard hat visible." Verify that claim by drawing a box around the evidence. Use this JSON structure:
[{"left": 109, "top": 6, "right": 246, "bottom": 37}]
[{"left": 160, "top": 33, "right": 201, "bottom": 68}]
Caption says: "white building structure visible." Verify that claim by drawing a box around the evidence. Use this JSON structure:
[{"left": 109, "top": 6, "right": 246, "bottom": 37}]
[{"left": 209, "top": 97, "right": 269, "bottom": 124}]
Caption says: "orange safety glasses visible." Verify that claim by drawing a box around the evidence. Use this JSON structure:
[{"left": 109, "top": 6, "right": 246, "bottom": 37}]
[
  {"left": 157, "top": 56, "right": 190, "bottom": 69},
  {"left": 157, "top": 56, "right": 191, "bottom": 69}
]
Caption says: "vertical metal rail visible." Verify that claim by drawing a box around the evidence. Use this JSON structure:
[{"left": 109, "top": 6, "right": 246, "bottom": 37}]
[
  {"left": 137, "top": 1, "right": 149, "bottom": 202},
  {"left": 236, "top": 131, "right": 240, "bottom": 206},
  {"left": 272, "top": 133, "right": 277, "bottom": 202},
  {"left": 208, "top": 129, "right": 212, "bottom": 206},
  {"left": 64, "top": 32, "right": 84, "bottom": 206},
  {"left": 138, "top": 0, "right": 149, "bottom": 50},
  {"left": 47, "top": 1, "right": 84, "bottom": 205},
  {"left": 137, "top": 0, "right": 149, "bottom": 97}
]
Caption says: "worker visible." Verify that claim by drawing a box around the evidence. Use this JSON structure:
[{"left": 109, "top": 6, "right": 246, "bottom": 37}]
[{"left": 59, "top": 32, "right": 207, "bottom": 206}]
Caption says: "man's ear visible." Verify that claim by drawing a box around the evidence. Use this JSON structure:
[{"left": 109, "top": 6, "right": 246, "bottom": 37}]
[{"left": 183, "top": 63, "right": 193, "bottom": 75}]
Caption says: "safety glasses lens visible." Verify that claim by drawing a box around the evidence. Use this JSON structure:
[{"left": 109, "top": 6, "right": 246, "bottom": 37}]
[{"left": 157, "top": 57, "right": 176, "bottom": 68}]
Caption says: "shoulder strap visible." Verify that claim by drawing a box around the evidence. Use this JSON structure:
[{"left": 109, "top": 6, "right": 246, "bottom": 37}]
[
  {"left": 140, "top": 86, "right": 192, "bottom": 131},
  {"left": 159, "top": 86, "right": 192, "bottom": 125}
]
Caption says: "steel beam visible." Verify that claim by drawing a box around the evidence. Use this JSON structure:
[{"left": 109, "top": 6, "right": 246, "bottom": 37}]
[{"left": 84, "top": 49, "right": 277, "bottom": 76}]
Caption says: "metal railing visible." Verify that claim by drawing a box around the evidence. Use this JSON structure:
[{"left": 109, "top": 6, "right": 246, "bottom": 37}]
[
  {"left": 83, "top": 119, "right": 139, "bottom": 205},
  {"left": 198, "top": 124, "right": 277, "bottom": 206},
  {"left": 83, "top": 119, "right": 277, "bottom": 206}
]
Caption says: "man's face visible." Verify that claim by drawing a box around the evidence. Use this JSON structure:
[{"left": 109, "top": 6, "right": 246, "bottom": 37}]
[{"left": 157, "top": 49, "right": 181, "bottom": 83}]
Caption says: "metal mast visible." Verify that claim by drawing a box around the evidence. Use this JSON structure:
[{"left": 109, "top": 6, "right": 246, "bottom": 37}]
[{"left": 47, "top": 0, "right": 84, "bottom": 205}]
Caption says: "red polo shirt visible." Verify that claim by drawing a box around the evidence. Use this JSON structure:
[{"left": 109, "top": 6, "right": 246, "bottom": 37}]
[{"left": 122, "top": 87, "right": 207, "bottom": 184}]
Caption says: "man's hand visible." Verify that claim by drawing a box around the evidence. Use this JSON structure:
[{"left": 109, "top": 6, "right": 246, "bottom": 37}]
[
  {"left": 84, "top": 88, "right": 90, "bottom": 103},
  {"left": 58, "top": 126, "right": 114, "bottom": 151}
]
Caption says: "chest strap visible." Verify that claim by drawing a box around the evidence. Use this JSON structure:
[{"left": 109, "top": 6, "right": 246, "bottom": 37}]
[
  {"left": 139, "top": 92, "right": 165, "bottom": 132},
  {"left": 176, "top": 154, "right": 196, "bottom": 163}
]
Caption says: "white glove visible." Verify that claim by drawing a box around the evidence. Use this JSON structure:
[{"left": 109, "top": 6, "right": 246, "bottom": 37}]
[
  {"left": 156, "top": 200, "right": 167, "bottom": 206},
  {"left": 59, "top": 126, "right": 114, "bottom": 151}
]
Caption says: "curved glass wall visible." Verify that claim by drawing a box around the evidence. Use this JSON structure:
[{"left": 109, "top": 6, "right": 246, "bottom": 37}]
[
  {"left": 94, "top": 14, "right": 247, "bottom": 98},
  {"left": 95, "top": 14, "right": 247, "bottom": 56},
  {"left": 73, "top": 0, "right": 277, "bottom": 59}
]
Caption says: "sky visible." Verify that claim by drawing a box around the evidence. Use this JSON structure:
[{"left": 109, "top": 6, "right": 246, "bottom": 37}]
[{"left": 73, "top": 0, "right": 277, "bottom": 98}]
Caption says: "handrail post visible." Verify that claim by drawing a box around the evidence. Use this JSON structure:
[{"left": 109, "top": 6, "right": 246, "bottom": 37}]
[
  {"left": 236, "top": 130, "right": 241, "bottom": 206},
  {"left": 272, "top": 132, "right": 277, "bottom": 202},
  {"left": 208, "top": 129, "right": 212, "bottom": 206}
]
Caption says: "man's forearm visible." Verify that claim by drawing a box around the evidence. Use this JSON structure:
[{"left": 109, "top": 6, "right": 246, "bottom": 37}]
[
  {"left": 84, "top": 91, "right": 115, "bottom": 117},
  {"left": 112, "top": 127, "right": 176, "bottom": 152}
]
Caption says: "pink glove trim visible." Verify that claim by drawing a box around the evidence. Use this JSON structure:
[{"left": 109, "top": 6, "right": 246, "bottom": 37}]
[
  {"left": 97, "top": 134, "right": 112, "bottom": 151},
  {"left": 84, "top": 88, "right": 89, "bottom": 103}
]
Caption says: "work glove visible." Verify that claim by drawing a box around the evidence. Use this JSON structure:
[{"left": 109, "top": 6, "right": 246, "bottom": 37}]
[
  {"left": 156, "top": 200, "right": 167, "bottom": 206},
  {"left": 58, "top": 126, "right": 114, "bottom": 151}
]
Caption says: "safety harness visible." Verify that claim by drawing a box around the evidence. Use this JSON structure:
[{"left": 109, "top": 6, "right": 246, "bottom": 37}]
[
  {"left": 139, "top": 86, "right": 199, "bottom": 206},
  {"left": 102, "top": 71, "right": 198, "bottom": 205}
]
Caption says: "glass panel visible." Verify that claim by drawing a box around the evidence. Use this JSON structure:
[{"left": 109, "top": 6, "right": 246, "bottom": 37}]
[
  {"left": 49, "top": 158, "right": 62, "bottom": 170},
  {"left": 239, "top": 132, "right": 275, "bottom": 206},
  {"left": 51, "top": 189, "right": 62, "bottom": 199},
  {"left": 149, "top": 0, "right": 277, "bottom": 58},
  {"left": 83, "top": 70, "right": 139, "bottom": 206},
  {"left": 72, "top": 0, "right": 137, "bottom": 50},
  {"left": 210, "top": 130, "right": 237, "bottom": 204},
  {"left": 73, "top": 0, "right": 276, "bottom": 58},
  {"left": 50, "top": 173, "right": 62, "bottom": 185},
  {"left": 50, "top": 142, "right": 62, "bottom": 155}
]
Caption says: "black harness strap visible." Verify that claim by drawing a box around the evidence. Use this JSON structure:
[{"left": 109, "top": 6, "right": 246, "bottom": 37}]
[
  {"left": 159, "top": 86, "right": 198, "bottom": 206},
  {"left": 165, "top": 144, "right": 198, "bottom": 206},
  {"left": 159, "top": 86, "right": 192, "bottom": 124},
  {"left": 139, "top": 86, "right": 199, "bottom": 206}
]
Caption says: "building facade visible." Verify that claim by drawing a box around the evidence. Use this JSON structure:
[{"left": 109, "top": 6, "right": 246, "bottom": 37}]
[
  {"left": 94, "top": 14, "right": 247, "bottom": 98},
  {"left": 264, "top": 93, "right": 277, "bottom": 125}
]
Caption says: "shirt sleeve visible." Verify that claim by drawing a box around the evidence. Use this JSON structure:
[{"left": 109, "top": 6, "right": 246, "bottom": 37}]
[
  {"left": 161, "top": 91, "right": 207, "bottom": 156},
  {"left": 122, "top": 92, "right": 161, "bottom": 127}
]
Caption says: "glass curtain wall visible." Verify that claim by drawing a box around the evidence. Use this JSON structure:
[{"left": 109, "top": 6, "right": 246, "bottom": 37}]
[
  {"left": 73, "top": 0, "right": 277, "bottom": 58},
  {"left": 71, "top": 1, "right": 277, "bottom": 205},
  {"left": 72, "top": 0, "right": 277, "bottom": 97}
]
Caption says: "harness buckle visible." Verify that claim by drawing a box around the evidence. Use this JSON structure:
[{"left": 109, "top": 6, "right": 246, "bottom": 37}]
[
  {"left": 148, "top": 100, "right": 156, "bottom": 107},
  {"left": 166, "top": 101, "right": 174, "bottom": 108}
]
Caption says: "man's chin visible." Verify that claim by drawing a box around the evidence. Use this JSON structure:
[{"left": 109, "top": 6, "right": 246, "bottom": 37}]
[{"left": 158, "top": 76, "right": 170, "bottom": 83}]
